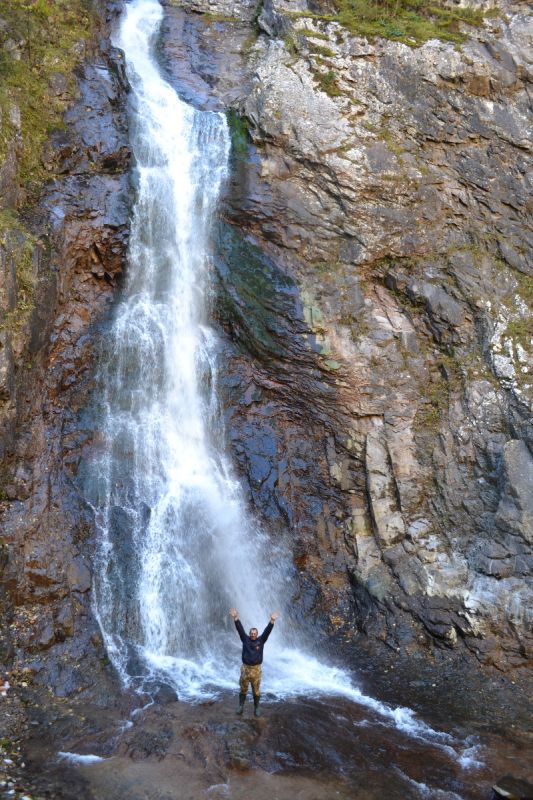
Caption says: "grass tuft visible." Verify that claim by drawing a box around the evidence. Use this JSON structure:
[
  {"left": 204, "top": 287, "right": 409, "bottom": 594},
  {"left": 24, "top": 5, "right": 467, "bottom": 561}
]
[{"left": 314, "top": 68, "right": 342, "bottom": 96}]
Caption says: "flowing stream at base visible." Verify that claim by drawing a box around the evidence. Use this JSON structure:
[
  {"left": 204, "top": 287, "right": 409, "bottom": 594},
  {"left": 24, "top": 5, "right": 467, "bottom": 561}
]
[{"left": 85, "top": 0, "right": 480, "bottom": 784}]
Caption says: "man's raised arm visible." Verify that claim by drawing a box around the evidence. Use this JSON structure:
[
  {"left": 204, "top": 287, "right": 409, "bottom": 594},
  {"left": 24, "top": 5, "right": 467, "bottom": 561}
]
[
  {"left": 229, "top": 608, "right": 245, "bottom": 642},
  {"left": 261, "top": 611, "right": 279, "bottom": 642}
]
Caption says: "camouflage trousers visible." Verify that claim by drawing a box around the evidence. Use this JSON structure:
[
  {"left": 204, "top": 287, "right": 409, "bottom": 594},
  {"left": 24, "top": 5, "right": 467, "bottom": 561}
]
[{"left": 239, "top": 664, "right": 262, "bottom": 697}]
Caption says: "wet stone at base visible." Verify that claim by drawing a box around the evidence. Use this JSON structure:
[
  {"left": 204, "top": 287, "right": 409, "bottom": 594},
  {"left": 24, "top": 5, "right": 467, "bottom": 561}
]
[{"left": 493, "top": 776, "right": 533, "bottom": 800}]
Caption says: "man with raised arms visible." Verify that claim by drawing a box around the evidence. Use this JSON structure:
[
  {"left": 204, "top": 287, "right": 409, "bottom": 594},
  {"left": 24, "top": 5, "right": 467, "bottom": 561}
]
[{"left": 229, "top": 607, "right": 279, "bottom": 717}]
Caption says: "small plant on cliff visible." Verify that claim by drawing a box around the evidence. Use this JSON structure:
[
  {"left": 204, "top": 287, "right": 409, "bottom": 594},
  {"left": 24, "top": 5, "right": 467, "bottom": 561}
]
[
  {"left": 226, "top": 109, "right": 250, "bottom": 160},
  {"left": 314, "top": 68, "right": 342, "bottom": 97}
]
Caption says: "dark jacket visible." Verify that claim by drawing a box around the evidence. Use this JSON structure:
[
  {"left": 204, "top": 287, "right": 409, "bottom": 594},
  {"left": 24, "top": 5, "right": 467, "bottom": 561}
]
[{"left": 235, "top": 619, "right": 273, "bottom": 665}]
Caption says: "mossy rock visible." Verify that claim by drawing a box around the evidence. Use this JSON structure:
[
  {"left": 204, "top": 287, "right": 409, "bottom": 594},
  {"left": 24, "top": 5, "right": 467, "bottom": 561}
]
[
  {"left": 214, "top": 222, "right": 300, "bottom": 361},
  {"left": 226, "top": 109, "right": 250, "bottom": 162},
  {"left": 0, "top": 0, "right": 93, "bottom": 189},
  {"left": 0, "top": 210, "right": 37, "bottom": 332}
]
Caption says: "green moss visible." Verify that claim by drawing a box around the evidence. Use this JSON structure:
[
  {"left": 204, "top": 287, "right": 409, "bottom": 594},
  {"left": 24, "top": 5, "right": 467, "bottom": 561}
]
[
  {"left": 309, "top": 43, "right": 336, "bottom": 57},
  {"left": 312, "top": 260, "right": 343, "bottom": 273},
  {"left": 362, "top": 121, "right": 405, "bottom": 156},
  {"left": 226, "top": 109, "right": 250, "bottom": 160},
  {"left": 285, "top": 32, "right": 338, "bottom": 70},
  {"left": 314, "top": 68, "right": 342, "bottom": 97},
  {"left": 0, "top": 210, "right": 37, "bottom": 332},
  {"left": 201, "top": 12, "right": 240, "bottom": 23},
  {"left": 297, "top": 28, "right": 331, "bottom": 40},
  {"left": 505, "top": 317, "right": 532, "bottom": 351},
  {"left": 290, "top": 0, "right": 491, "bottom": 46},
  {"left": 416, "top": 368, "right": 450, "bottom": 429},
  {"left": 216, "top": 223, "right": 298, "bottom": 361},
  {"left": 283, "top": 32, "right": 300, "bottom": 56},
  {"left": 0, "top": 0, "right": 92, "bottom": 190},
  {"left": 403, "top": 330, "right": 461, "bottom": 431},
  {"left": 516, "top": 272, "right": 533, "bottom": 307}
]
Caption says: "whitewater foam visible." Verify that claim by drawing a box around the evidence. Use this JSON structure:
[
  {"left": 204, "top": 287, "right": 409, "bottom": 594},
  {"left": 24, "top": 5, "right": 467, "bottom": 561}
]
[{"left": 58, "top": 753, "right": 106, "bottom": 765}]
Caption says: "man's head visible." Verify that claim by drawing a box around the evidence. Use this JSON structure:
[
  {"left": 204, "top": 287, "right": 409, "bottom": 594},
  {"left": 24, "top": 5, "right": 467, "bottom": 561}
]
[{"left": 249, "top": 628, "right": 258, "bottom": 640}]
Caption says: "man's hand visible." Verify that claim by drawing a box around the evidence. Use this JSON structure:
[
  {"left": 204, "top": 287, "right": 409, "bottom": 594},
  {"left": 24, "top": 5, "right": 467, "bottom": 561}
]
[
  {"left": 229, "top": 608, "right": 239, "bottom": 620},
  {"left": 270, "top": 611, "right": 280, "bottom": 623}
]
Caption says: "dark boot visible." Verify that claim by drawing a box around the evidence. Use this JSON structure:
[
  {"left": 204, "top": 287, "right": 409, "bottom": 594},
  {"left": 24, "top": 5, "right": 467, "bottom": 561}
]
[
  {"left": 236, "top": 693, "right": 246, "bottom": 715},
  {"left": 253, "top": 694, "right": 262, "bottom": 718}
]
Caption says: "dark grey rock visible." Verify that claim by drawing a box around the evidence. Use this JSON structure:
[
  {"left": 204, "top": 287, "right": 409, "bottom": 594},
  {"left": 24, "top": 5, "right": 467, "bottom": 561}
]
[
  {"left": 492, "top": 775, "right": 533, "bottom": 800},
  {"left": 153, "top": 683, "right": 178, "bottom": 705}
]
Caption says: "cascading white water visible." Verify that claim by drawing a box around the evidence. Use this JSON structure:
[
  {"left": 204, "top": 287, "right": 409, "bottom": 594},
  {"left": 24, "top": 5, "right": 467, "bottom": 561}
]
[
  {"left": 90, "top": 0, "right": 293, "bottom": 698},
  {"left": 85, "top": 1, "right": 478, "bottom": 768}
]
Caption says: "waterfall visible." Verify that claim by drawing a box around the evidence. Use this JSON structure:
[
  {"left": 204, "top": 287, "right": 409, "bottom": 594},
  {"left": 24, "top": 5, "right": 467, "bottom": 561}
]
[
  {"left": 78, "top": 2, "right": 482, "bottom": 778},
  {"left": 89, "top": 0, "right": 289, "bottom": 698},
  {"left": 83, "top": 0, "right": 426, "bottom": 710},
  {"left": 85, "top": 0, "right": 372, "bottom": 704}
]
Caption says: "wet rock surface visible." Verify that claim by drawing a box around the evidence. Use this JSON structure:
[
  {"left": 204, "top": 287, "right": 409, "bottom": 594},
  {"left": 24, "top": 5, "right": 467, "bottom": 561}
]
[
  {"left": 0, "top": 654, "right": 531, "bottom": 800},
  {"left": 0, "top": 0, "right": 130, "bottom": 694}
]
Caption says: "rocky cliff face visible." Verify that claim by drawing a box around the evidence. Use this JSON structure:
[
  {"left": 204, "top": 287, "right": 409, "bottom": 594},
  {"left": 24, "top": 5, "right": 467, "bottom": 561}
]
[
  {"left": 0, "top": 0, "right": 130, "bottom": 692},
  {"left": 161, "top": 0, "right": 532, "bottom": 669},
  {"left": 0, "top": 0, "right": 531, "bottom": 699}
]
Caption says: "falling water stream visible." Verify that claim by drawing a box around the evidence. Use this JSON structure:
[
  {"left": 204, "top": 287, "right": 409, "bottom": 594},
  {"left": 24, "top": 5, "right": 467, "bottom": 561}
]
[{"left": 83, "top": 0, "right": 483, "bottom": 790}]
